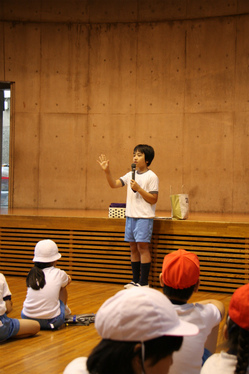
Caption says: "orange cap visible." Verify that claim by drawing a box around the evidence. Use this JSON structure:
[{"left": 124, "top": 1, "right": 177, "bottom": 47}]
[
  {"left": 162, "top": 249, "right": 200, "bottom": 289},
  {"left": 229, "top": 283, "right": 249, "bottom": 330}
]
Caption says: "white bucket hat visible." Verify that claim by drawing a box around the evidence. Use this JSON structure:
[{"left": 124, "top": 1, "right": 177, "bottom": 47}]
[
  {"left": 95, "top": 287, "right": 199, "bottom": 342},
  {"left": 33, "top": 239, "right": 61, "bottom": 263}
]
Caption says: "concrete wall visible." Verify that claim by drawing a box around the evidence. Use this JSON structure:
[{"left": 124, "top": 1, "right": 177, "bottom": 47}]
[{"left": 0, "top": 0, "right": 249, "bottom": 213}]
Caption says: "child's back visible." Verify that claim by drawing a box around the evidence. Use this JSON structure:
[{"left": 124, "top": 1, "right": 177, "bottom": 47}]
[
  {"left": 160, "top": 249, "right": 225, "bottom": 374},
  {"left": 22, "top": 239, "right": 71, "bottom": 330},
  {"left": 23, "top": 265, "right": 69, "bottom": 319},
  {"left": 168, "top": 301, "right": 222, "bottom": 374},
  {"left": 201, "top": 283, "right": 249, "bottom": 374}
]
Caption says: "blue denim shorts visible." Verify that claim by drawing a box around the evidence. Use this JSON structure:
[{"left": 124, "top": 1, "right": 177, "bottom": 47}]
[
  {"left": 0, "top": 314, "right": 20, "bottom": 342},
  {"left": 21, "top": 300, "right": 66, "bottom": 330},
  {"left": 125, "top": 217, "right": 154, "bottom": 243}
]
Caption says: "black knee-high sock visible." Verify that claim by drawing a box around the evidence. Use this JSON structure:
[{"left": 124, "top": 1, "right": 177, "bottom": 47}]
[
  {"left": 131, "top": 261, "right": 141, "bottom": 283},
  {"left": 139, "top": 262, "right": 151, "bottom": 286}
]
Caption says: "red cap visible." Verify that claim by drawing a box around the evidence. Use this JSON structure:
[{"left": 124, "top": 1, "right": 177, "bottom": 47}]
[
  {"left": 229, "top": 283, "right": 249, "bottom": 330},
  {"left": 162, "top": 249, "right": 200, "bottom": 289}
]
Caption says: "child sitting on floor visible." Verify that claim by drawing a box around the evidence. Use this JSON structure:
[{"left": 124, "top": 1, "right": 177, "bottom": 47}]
[
  {"left": 0, "top": 272, "right": 40, "bottom": 342},
  {"left": 201, "top": 283, "right": 249, "bottom": 374},
  {"left": 21, "top": 239, "right": 71, "bottom": 330},
  {"left": 63, "top": 286, "right": 199, "bottom": 374},
  {"left": 160, "top": 249, "right": 225, "bottom": 374}
]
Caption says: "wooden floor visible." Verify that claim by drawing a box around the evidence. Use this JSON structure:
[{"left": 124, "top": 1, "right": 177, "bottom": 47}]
[{"left": 1, "top": 276, "right": 232, "bottom": 374}]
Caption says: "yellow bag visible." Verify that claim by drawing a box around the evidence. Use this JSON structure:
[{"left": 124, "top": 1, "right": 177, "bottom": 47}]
[{"left": 170, "top": 186, "right": 189, "bottom": 220}]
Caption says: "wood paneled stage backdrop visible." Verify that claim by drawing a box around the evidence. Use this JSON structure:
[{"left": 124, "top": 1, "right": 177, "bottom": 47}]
[{"left": 0, "top": 209, "right": 248, "bottom": 294}]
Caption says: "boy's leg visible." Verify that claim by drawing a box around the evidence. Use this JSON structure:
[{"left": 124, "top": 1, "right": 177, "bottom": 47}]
[
  {"left": 129, "top": 242, "right": 140, "bottom": 284},
  {"left": 137, "top": 242, "right": 151, "bottom": 286}
]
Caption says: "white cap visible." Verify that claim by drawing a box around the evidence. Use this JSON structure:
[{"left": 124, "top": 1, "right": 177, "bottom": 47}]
[
  {"left": 33, "top": 239, "right": 61, "bottom": 263},
  {"left": 95, "top": 287, "right": 199, "bottom": 342}
]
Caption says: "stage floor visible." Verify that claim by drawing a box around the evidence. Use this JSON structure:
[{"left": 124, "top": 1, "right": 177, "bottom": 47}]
[{"left": 0, "top": 208, "right": 249, "bottom": 223}]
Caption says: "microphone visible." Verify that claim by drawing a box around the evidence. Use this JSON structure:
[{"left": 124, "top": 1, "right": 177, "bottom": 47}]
[
  {"left": 131, "top": 163, "right": 136, "bottom": 193},
  {"left": 131, "top": 163, "right": 136, "bottom": 180}
]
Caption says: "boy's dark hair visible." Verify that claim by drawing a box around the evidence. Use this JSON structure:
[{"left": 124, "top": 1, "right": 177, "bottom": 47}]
[
  {"left": 227, "top": 317, "right": 249, "bottom": 374},
  {"left": 87, "top": 335, "right": 183, "bottom": 374},
  {"left": 163, "top": 283, "right": 196, "bottom": 302},
  {"left": 26, "top": 262, "right": 52, "bottom": 290},
  {"left": 133, "top": 144, "right": 155, "bottom": 166}
]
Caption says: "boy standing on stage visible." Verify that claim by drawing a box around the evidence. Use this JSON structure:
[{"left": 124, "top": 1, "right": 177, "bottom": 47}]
[{"left": 97, "top": 144, "right": 159, "bottom": 288}]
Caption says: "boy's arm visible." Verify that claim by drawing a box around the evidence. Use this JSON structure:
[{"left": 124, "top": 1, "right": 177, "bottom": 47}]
[
  {"left": 131, "top": 180, "right": 158, "bottom": 204},
  {"left": 198, "top": 299, "right": 225, "bottom": 354},
  {"left": 97, "top": 154, "right": 122, "bottom": 189},
  {"left": 3, "top": 296, "right": 13, "bottom": 314},
  {"left": 197, "top": 299, "right": 225, "bottom": 320},
  {"left": 67, "top": 274, "right": 72, "bottom": 285},
  {"left": 5, "top": 299, "right": 12, "bottom": 314}
]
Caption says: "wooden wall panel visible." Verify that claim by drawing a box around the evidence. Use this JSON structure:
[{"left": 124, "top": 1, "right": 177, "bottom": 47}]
[
  {"left": 41, "top": 0, "right": 89, "bottom": 23},
  {"left": 187, "top": 0, "right": 238, "bottom": 18},
  {"left": 88, "top": 0, "right": 138, "bottom": 23},
  {"left": 135, "top": 113, "right": 184, "bottom": 211},
  {"left": 136, "top": 22, "right": 186, "bottom": 114},
  {"left": 185, "top": 17, "right": 235, "bottom": 113},
  {"left": 238, "top": 0, "right": 249, "bottom": 13},
  {"left": 0, "top": 1, "right": 42, "bottom": 22},
  {"left": 183, "top": 113, "right": 234, "bottom": 212},
  {"left": 89, "top": 23, "right": 137, "bottom": 114},
  {"left": 4, "top": 22, "right": 41, "bottom": 112},
  {"left": 1, "top": 0, "right": 249, "bottom": 23},
  {"left": 1, "top": 1, "right": 249, "bottom": 214},
  {"left": 87, "top": 114, "right": 134, "bottom": 209},
  {"left": 235, "top": 15, "right": 249, "bottom": 112},
  {"left": 233, "top": 112, "right": 249, "bottom": 213},
  {"left": 40, "top": 23, "right": 89, "bottom": 114},
  {"left": 38, "top": 114, "right": 88, "bottom": 208},
  {"left": 139, "top": 0, "right": 187, "bottom": 21},
  {"left": 13, "top": 113, "right": 40, "bottom": 208}
]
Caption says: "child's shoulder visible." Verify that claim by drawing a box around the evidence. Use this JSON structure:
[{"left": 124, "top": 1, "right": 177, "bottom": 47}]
[
  {"left": 147, "top": 169, "right": 158, "bottom": 179},
  {"left": 0, "top": 273, "right": 7, "bottom": 287}
]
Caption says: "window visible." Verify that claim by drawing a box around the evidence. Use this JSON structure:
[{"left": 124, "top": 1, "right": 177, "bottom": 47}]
[{"left": 0, "top": 83, "right": 11, "bottom": 208}]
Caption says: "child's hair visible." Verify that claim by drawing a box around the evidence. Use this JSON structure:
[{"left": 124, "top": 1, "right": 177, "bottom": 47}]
[
  {"left": 87, "top": 335, "right": 183, "bottom": 374},
  {"left": 26, "top": 262, "right": 52, "bottom": 290},
  {"left": 226, "top": 317, "right": 249, "bottom": 374},
  {"left": 162, "top": 283, "right": 196, "bottom": 302},
  {"left": 133, "top": 144, "right": 155, "bottom": 166}
]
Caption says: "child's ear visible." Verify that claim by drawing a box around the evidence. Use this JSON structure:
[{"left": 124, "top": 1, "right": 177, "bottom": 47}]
[
  {"left": 133, "top": 343, "right": 143, "bottom": 371},
  {"left": 159, "top": 273, "right": 164, "bottom": 287}
]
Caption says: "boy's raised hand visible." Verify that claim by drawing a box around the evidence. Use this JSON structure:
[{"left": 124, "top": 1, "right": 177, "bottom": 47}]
[{"left": 97, "top": 154, "right": 109, "bottom": 171}]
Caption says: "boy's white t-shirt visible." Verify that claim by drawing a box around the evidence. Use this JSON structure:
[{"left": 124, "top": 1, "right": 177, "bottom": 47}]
[
  {"left": 168, "top": 302, "right": 222, "bottom": 374},
  {"left": 0, "top": 273, "right": 11, "bottom": 316},
  {"left": 22, "top": 266, "right": 69, "bottom": 319},
  {"left": 201, "top": 351, "right": 249, "bottom": 374},
  {"left": 120, "top": 169, "right": 159, "bottom": 218},
  {"left": 63, "top": 357, "right": 88, "bottom": 374}
]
